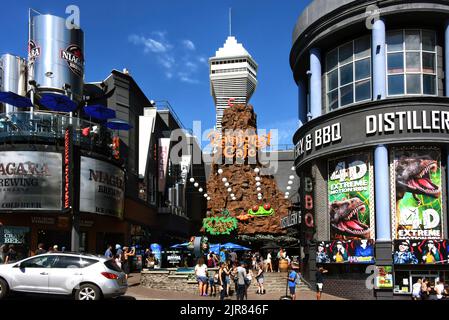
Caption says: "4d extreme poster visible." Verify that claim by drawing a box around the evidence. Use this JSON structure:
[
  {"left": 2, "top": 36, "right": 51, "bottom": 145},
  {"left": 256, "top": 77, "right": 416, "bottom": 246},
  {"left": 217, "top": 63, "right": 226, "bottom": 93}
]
[
  {"left": 391, "top": 147, "right": 443, "bottom": 240},
  {"left": 328, "top": 153, "right": 374, "bottom": 240}
]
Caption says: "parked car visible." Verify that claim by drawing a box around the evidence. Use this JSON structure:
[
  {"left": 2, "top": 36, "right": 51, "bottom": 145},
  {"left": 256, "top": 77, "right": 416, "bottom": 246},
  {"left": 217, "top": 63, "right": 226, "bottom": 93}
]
[{"left": 0, "top": 252, "right": 127, "bottom": 300}]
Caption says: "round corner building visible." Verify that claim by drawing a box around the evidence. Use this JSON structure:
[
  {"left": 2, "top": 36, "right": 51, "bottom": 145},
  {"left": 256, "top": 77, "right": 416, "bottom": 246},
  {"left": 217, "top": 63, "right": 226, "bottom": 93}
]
[{"left": 291, "top": 0, "right": 449, "bottom": 300}]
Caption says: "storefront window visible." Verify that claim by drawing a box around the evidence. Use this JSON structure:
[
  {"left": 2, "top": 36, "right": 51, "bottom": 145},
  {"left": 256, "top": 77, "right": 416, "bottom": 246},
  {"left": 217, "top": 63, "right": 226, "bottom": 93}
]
[
  {"left": 325, "top": 35, "right": 372, "bottom": 111},
  {"left": 387, "top": 30, "right": 437, "bottom": 96}
]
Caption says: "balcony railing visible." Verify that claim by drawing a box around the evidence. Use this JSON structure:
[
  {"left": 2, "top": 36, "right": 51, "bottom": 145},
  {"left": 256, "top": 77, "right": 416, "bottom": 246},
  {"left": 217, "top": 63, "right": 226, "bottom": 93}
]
[{"left": 0, "top": 111, "right": 115, "bottom": 157}]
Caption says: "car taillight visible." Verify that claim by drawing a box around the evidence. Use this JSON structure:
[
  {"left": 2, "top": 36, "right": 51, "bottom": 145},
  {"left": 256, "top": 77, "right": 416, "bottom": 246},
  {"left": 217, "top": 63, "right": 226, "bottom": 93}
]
[{"left": 101, "top": 272, "right": 118, "bottom": 279}]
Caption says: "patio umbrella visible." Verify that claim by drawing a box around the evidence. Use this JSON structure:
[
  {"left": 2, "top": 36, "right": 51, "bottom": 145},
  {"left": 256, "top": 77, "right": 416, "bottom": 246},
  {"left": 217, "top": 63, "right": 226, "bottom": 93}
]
[
  {"left": 39, "top": 93, "right": 77, "bottom": 112},
  {"left": 106, "top": 119, "right": 133, "bottom": 131},
  {"left": 209, "top": 244, "right": 221, "bottom": 254},
  {"left": 84, "top": 104, "right": 116, "bottom": 120},
  {"left": 0, "top": 91, "right": 32, "bottom": 108},
  {"left": 222, "top": 242, "right": 251, "bottom": 251}
]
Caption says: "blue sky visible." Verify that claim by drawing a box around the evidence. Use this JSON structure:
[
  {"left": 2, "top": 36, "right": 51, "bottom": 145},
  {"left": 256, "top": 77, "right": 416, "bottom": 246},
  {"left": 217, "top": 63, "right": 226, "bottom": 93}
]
[{"left": 0, "top": 0, "right": 310, "bottom": 146}]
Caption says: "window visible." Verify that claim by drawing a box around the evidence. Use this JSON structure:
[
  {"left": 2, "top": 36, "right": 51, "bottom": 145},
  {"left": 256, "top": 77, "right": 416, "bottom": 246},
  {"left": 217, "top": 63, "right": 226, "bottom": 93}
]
[
  {"left": 387, "top": 30, "right": 437, "bottom": 96},
  {"left": 19, "top": 255, "right": 57, "bottom": 268},
  {"left": 53, "top": 256, "right": 82, "bottom": 268},
  {"left": 325, "top": 36, "right": 371, "bottom": 111}
]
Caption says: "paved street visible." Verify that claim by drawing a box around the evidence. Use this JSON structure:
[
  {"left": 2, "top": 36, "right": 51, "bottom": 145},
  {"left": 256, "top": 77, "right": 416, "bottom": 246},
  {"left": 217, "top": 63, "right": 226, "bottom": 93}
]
[{"left": 124, "top": 273, "right": 345, "bottom": 301}]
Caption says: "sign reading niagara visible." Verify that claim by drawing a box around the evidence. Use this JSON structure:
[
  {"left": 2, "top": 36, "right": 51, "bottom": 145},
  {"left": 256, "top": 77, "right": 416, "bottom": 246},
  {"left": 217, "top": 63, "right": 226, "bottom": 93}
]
[
  {"left": 391, "top": 147, "right": 443, "bottom": 240},
  {"left": 0, "top": 151, "right": 62, "bottom": 210},
  {"left": 328, "top": 153, "right": 374, "bottom": 240},
  {"left": 80, "top": 157, "right": 125, "bottom": 218}
]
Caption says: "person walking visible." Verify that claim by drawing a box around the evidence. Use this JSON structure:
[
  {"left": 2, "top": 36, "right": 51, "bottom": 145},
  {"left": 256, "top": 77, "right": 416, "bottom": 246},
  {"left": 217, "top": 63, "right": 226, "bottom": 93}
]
[
  {"left": 218, "top": 262, "right": 229, "bottom": 301},
  {"left": 287, "top": 265, "right": 299, "bottom": 300},
  {"left": 194, "top": 257, "right": 208, "bottom": 296},
  {"left": 226, "top": 261, "right": 232, "bottom": 297},
  {"left": 412, "top": 278, "right": 422, "bottom": 300},
  {"left": 104, "top": 245, "right": 113, "bottom": 259},
  {"left": 244, "top": 263, "right": 253, "bottom": 300},
  {"left": 316, "top": 267, "right": 328, "bottom": 300},
  {"left": 121, "top": 246, "right": 135, "bottom": 279},
  {"left": 35, "top": 243, "right": 46, "bottom": 255},
  {"left": 255, "top": 262, "right": 265, "bottom": 294},
  {"left": 236, "top": 261, "right": 247, "bottom": 301},
  {"left": 421, "top": 278, "right": 430, "bottom": 300},
  {"left": 435, "top": 280, "right": 445, "bottom": 300},
  {"left": 266, "top": 251, "right": 273, "bottom": 272},
  {"left": 4, "top": 245, "right": 17, "bottom": 264}
]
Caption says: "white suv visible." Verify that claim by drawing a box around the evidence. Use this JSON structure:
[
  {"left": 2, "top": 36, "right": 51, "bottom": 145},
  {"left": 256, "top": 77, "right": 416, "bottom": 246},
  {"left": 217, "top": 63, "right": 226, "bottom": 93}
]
[{"left": 0, "top": 252, "right": 127, "bottom": 300}]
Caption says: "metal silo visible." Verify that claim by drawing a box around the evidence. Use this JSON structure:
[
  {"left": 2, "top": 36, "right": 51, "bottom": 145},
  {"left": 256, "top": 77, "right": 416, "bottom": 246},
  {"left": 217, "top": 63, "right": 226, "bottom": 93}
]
[
  {"left": 0, "top": 54, "right": 27, "bottom": 113},
  {"left": 28, "top": 14, "right": 84, "bottom": 103}
]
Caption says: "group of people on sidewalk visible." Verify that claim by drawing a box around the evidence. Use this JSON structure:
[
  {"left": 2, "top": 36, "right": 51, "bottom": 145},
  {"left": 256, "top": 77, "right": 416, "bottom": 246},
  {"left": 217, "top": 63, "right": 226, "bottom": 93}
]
[
  {"left": 104, "top": 244, "right": 136, "bottom": 279},
  {"left": 0, "top": 243, "right": 67, "bottom": 265},
  {"left": 412, "top": 278, "right": 449, "bottom": 300}
]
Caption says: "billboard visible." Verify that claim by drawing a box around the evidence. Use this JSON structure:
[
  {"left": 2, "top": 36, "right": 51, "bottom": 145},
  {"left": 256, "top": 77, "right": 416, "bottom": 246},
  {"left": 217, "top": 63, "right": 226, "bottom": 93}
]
[
  {"left": 391, "top": 147, "right": 443, "bottom": 240},
  {"left": 393, "top": 239, "right": 448, "bottom": 265},
  {"left": 158, "top": 138, "right": 170, "bottom": 192},
  {"left": 328, "top": 153, "right": 374, "bottom": 240},
  {"left": 0, "top": 151, "right": 62, "bottom": 210},
  {"left": 79, "top": 157, "right": 125, "bottom": 218},
  {"left": 316, "top": 240, "right": 375, "bottom": 264}
]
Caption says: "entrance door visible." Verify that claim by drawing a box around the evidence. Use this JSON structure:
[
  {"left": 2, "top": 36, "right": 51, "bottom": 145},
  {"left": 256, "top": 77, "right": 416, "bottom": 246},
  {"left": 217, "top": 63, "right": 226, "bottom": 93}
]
[{"left": 10, "top": 255, "right": 57, "bottom": 293}]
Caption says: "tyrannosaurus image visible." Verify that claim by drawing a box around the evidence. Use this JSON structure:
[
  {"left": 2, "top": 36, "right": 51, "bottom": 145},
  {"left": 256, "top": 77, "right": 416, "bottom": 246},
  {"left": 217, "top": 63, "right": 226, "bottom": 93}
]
[{"left": 329, "top": 197, "right": 370, "bottom": 239}]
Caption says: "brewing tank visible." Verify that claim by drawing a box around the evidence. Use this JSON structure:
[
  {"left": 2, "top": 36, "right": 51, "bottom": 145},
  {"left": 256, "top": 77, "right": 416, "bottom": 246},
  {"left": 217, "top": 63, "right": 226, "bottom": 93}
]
[
  {"left": 28, "top": 14, "right": 84, "bottom": 103},
  {"left": 0, "top": 54, "right": 27, "bottom": 113}
]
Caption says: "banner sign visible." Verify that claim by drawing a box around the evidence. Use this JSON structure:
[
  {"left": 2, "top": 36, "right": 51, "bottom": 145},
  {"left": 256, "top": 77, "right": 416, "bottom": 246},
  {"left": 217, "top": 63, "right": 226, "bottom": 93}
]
[
  {"left": 328, "top": 153, "right": 374, "bottom": 240},
  {"left": 391, "top": 147, "right": 443, "bottom": 240},
  {"left": 393, "top": 239, "right": 448, "bottom": 264},
  {"left": 158, "top": 138, "right": 170, "bottom": 193},
  {"left": 294, "top": 102, "right": 449, "bottom": 167},
  {"left": 79, "top": 157, "right": 125, "bottom": 218},
  {"left": 316, "top": 240, "right": 375, "bottom": 264},
  {"left": 0, "top": 151, "right": 62, "bottom": 210},
  {"left": 0, "top": 226, "right": 30, "bottom": 244}
]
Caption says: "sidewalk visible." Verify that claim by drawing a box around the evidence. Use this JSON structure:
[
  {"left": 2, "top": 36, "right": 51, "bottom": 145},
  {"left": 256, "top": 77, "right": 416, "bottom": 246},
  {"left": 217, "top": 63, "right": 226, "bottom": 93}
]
[{"left": 124, "top": 273, "right": 345, "bottom": 300}]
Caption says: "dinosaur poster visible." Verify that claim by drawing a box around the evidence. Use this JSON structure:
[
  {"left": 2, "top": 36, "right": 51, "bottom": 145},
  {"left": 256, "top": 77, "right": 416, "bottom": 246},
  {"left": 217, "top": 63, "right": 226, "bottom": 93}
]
[
  {"left": 391, "top": 147, "right": 443, "bottom": 240},
  {"left": 328, "top": 153, "right": 374, "bottom": 240}
]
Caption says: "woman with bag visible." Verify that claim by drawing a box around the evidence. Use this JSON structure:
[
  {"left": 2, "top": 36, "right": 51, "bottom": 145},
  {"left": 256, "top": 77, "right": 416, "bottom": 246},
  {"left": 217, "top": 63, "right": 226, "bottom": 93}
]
[{"left": 255, "top": 262, "right": 265, "bottom": 294}]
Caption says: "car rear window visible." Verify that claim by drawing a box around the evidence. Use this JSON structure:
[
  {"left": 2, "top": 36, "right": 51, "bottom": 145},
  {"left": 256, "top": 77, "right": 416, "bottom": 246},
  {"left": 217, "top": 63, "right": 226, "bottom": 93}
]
[
  {"left": 81, "top": 258, "right": 99, "bottom": 268},
  {"left": 104, "top": 259, "right": 122, "bottom": 272}
]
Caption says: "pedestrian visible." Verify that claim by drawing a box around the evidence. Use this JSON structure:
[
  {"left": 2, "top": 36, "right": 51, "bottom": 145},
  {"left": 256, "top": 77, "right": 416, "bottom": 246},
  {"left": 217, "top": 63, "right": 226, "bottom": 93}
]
[
  {"left": 229, "top": 250, "right": 238, "bottom": 265},
  {"left": 244, "top": 263, "right": 253, "bottom": 300},
  {"left": 255, "top": 262, "right": 265, "bottom": 294},
  {"left": 104, "top": 245, "right": 113, "bottom": 259},
  {"left": 53, "top": 245, "right": 59, "bottom": 252},
  {"left": 4, "top": 245, "right": 17, "bottom": 264},
  {"left": 252, "top": 254, "right": 257, "bottom": 270},
  {"left": 194, "top": 257, "right": 208, "bottom": 296},
  {"left": 114, "top": 253, "right": 122, "bottom": 270},
  {"left": 209, "top": 271, "right": 217, "bottom": 297},
  {"left": 115, "top": 244, "right": 123, "bottom": 257},
  {"left": 47, "top": 246, "right": 54, "bottom": 253},
  {"left": 61, "top": 246, "right": 66, "bottom": 253},
  {"left": 435, "top": 280, "right": 445, "bottom": 300},
  {"left": 218, "top": 262, "right": 229, "bottom": 301},
  {"left": 146, "top": 253, "right": 157, "bottom": 269},
  {"left": 236, "top": 261, "right": 247, "bottom": 301},
  {"left": 266, "top": 251, "right": 273, "bottom": 272},
  {"left": 412, "top": 278, "right": 422, "bottom": 300},
  {"left": 35, "top": 243, "right": 46, "bottom": 255},
  {"left": 421, "top": 278, "right": 430, "bottom": 300},
  {"left": 226, "top": 261, "right": 232, "bottom": 296},
  {"left": 0, "top": 244, "right": 7, "bottom": 264},
  {"left": 207, "top": 252, "right": 215, "bottom": 268},
  {"left": 121, "top": 246, "right": 135, "bottom": 279},
  {"left": 219, "top": 248, "right": 227, "bottom": 263},
  {"left": 288, "top": 265, "right": 299, "bottom": 300},
  {"left": 316, "top": 267, "right": 328, "bottom": 300}
]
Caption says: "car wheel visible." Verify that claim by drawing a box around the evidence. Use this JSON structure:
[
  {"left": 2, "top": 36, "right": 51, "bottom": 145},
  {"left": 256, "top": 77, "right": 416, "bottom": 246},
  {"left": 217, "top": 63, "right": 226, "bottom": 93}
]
[
  {"left": 0, "top": 278, "right": 9, "bottom": 299},
  {"left": 75, "top": 284, "right": 101, "bottom": 301}
]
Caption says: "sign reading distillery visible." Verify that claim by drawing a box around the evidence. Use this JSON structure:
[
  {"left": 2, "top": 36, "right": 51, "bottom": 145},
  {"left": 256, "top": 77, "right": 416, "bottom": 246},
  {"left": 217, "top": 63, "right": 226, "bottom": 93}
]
[
  {"left": 79, "top": 157, "right": 125, "bottom": 218},
  {"left": 0, "top": 151, "right": 62, "bottom": 210},
  {"left": 294, "top": 103, "right": 449, "bottom": 166}
]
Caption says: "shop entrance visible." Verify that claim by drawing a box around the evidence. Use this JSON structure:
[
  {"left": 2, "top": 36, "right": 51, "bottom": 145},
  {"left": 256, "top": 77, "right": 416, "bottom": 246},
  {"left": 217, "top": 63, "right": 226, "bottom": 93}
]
[
  {"left": 96, "top": 232, "right": 124, "bottom": 254},
  {"left": 37, "top": 229, "right": 70, "bottom": 251}
]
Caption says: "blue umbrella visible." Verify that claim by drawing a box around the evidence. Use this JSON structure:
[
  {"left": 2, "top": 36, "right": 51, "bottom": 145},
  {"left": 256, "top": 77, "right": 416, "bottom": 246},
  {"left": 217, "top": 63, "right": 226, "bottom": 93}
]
[
  {"left": 0, "top": 91, "right": 32, "bottom": 108},
  {"left": 39, "top": 93, "right": 77, "bottom": 112},
  {"left": 209, "top": 244, "right": 221, "bottom": 254},
  {"left": 222, "top": 242, "right": 251, "bottom": 251},
  {"left": 84, "top": 105, "right": 116, "bottom": 120},
  {"left": 106, "top": 119, "right": 133, "bottom": 131}
]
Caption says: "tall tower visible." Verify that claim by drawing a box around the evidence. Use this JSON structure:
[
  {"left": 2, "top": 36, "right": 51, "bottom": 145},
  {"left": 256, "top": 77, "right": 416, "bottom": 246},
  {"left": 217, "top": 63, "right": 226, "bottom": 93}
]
[{"left": 209, "top": 36, "right": 258, "bottom": 132}]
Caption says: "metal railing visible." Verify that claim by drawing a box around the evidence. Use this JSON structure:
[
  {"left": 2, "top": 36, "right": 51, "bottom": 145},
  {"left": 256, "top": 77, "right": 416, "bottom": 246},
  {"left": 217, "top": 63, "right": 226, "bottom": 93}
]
[{"left": 0, "top": 111, "right": 115, "bottom": 157}]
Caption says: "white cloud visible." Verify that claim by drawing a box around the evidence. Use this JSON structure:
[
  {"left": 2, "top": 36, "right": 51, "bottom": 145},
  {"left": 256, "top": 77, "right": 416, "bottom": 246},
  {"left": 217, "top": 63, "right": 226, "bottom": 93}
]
[
  {"left": 128, "top": 32, "right": 206, "bottom": 85},
  {"left": 182, "top": 40, "right": 196, "bottom": 50}
]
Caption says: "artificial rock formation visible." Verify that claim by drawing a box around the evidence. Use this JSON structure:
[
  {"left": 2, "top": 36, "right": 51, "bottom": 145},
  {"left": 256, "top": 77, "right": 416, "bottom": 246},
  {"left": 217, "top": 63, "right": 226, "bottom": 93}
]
[{"left": 203, "top": 104, "right": 290, "bottom": 235}]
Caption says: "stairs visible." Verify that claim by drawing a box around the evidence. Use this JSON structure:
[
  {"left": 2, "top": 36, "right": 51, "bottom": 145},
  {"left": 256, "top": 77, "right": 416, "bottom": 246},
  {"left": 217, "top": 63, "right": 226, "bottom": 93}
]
[{"left": 252, "top": 272, "right": 312, "bottom": 293}]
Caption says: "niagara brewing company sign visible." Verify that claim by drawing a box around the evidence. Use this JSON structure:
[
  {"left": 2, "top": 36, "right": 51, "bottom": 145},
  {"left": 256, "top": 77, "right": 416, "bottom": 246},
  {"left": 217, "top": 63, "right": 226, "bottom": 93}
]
[{"left": 294, "top": 102, "right": 449, "bottom": 166}]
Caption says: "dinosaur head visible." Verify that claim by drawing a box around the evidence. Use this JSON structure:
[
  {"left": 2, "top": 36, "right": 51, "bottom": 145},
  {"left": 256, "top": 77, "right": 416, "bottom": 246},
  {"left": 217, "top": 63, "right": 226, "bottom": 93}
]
[
  {"left": 329, "top": 197, "right": 369, "bottom": 237},
  {"left": 395, "top": 156, "right": 440, "bottom": 198}
]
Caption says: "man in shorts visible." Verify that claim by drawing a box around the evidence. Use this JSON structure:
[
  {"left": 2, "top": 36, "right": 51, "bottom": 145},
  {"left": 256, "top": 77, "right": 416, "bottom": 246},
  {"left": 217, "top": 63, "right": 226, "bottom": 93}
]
[
  {"left": 316, "top": 267, "right": 328, "bottom": 300},
  {"left": 287, "top": 265, "right": 299, "bottom": 300}
]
